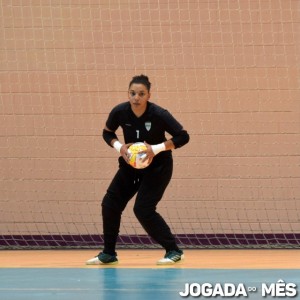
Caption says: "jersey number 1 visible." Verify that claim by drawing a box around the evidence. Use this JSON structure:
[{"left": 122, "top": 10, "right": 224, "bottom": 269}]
[{"left": 136, "top": 130, "right": 140, "bottom": 139}]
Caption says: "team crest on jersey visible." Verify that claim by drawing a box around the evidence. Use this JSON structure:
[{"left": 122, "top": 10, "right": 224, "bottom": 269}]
[{"left": 145, "top": 121, "right": 151, "bottom": 131}]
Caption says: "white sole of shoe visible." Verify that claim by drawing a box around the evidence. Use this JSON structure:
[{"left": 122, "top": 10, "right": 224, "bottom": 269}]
[{"left": 86, "top": 257, "right": 118, "bottom": 265}]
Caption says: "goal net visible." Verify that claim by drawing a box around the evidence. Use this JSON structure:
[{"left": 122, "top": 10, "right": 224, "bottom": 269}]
[{"left": 1, "top": 0, "right": 299, "bottom": 249}]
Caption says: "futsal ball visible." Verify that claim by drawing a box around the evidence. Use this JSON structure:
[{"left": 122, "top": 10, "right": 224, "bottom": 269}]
[{"left": 128, "top": 142, "right": 150, "bottom": 169}]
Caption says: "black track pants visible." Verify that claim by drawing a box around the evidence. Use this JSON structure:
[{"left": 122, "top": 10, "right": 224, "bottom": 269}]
[{"left": 101, "top": 155, "right": 178, "bottom": 254}]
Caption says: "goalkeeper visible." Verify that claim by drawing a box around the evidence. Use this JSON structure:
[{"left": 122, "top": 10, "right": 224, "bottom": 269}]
[{"left": 86, "top": 74, "right": 190, "bottom": 265}]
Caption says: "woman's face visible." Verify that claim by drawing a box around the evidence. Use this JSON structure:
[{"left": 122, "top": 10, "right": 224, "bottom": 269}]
[{"left": 128, "top": 83, "right": 151, "bottom": 115}]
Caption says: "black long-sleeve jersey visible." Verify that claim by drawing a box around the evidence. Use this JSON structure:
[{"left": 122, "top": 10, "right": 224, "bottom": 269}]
[{"left": 104, "top": 101, "right": 189, "bottom": 155}]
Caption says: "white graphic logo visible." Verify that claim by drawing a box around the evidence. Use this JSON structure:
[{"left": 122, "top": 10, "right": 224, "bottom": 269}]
[{"left": 145, "top": 121, "right": 151, "bottom": 131}]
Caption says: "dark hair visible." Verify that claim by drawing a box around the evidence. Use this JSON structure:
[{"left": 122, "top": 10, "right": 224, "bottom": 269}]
[{"left": 129, "top": 74, "right": 151, "bottom": 91}]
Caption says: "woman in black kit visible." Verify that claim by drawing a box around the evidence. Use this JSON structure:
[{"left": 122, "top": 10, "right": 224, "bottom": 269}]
[{"left": 86, "top": 75, "right": 190, "bottom": 265}]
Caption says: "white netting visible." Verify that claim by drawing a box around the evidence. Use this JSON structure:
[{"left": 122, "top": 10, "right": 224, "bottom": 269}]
[{"left": 0, "top": 0, "right": 299, "bottom": 248}]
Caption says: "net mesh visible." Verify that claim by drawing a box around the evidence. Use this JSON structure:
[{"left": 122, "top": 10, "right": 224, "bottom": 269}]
[{"left": 0, "top": 0, "right": 299, "bottom": 249}]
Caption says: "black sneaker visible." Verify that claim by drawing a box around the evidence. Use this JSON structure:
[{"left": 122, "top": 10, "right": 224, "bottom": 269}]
[
  {"left": 86, "top": 252, "right": 118, "bottom": 265},
  {"left": 157, "top": 249, "right": 184, "bottom": 265}
]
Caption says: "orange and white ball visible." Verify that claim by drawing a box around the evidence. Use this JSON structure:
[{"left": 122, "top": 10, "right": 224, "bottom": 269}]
[{"left": 128, "top": 142, "right": 150, "bottom": 169}]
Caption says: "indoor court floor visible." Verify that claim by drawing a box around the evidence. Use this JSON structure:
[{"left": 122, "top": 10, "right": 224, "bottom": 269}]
[{"left": 0, "top": 249, "right": 300, "bottom": 300}]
